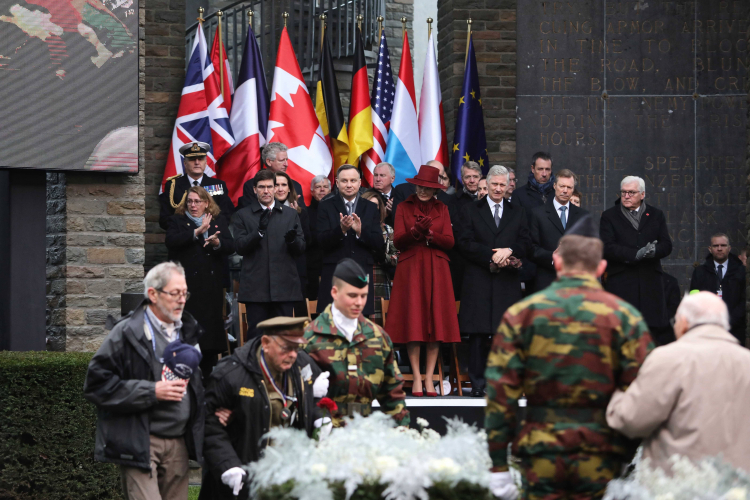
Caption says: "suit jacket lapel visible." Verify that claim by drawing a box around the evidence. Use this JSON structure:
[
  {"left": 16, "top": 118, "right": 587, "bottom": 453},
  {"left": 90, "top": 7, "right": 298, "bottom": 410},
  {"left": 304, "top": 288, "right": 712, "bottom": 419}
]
[
  {"left": 637, "top": 203, "right": 652, "bottom": 231},
  {"left": 496, "top": 198, "right": 513, "bottom": 233},
  {"left": 333, "top": 195, "right": 347, "bottom": 215},
  {"left": 478, "top": 199, "right": 500, "bottom": 234},
  {"left": 547, "top": 205, "right": 565, "bottom": 234}
]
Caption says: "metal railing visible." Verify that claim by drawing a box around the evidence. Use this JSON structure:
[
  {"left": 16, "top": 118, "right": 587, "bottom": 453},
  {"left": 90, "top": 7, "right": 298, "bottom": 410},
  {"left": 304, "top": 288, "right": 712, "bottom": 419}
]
[{"left": 186, "top": 0, "right": 384, "bottom": 87}]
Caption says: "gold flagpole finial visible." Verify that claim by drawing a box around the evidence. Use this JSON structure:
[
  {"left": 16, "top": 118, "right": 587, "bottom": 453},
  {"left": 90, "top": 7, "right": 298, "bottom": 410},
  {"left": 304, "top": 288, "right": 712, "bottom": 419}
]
[
  {"left": 357, "top": 14, "right": 363, "bottom": 32},
  {"left": 377, "top": 15, "right": 384, "bottom": 39},
  {"left": 197, "top": 6, "right": 204, "bottom": 23},
  {"left": 217, "top": 10, "right": 223, "bottom": 18},
  {"left": 427, "top": 17, "right": 433, "bottom": 38},
  {"left": 283, "top": 12, "right": 289, "bottom": 28},
  {"left": 248, "top": 10, "right": 253, "bottom": 25},
  {"left": 401, "top": 17, "right": 407, "bottom": 38},
  {"left": 465, "top": 18, "right": 472, "bottom": 63},
  {"left": 319, "top": 14, "right": 326, "bottom": 51}
]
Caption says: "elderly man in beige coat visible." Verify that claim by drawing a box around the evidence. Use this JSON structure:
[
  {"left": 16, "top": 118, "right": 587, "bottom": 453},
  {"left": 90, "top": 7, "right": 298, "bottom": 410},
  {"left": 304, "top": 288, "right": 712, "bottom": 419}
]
[{"left": 606, "top": 292, "right": 750, "bottom": 473}]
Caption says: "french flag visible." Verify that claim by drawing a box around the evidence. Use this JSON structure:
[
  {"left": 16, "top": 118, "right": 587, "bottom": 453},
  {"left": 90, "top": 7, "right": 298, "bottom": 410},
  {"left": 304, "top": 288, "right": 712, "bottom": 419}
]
[
  {"left": 161, "top": 22, "right": 234, "bottom": 191},
  {"left": 418, "top": 32, "right": 448, "bottom": 167},
  {"left": 216, "top": 25, "right": 269, "bottom": 205},
  {"left": 383, "top": 31, "right": 421, "bottom": 186}
]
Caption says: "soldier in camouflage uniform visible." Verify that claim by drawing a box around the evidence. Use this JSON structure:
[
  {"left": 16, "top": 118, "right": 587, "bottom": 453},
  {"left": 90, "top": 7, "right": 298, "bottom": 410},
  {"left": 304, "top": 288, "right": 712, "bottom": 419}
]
[
  {"left": 485, "top": 216, "right": 654, "bottom": 500},
  {"left": 303, "top": 258, "right": 409, "bottom": 427}
]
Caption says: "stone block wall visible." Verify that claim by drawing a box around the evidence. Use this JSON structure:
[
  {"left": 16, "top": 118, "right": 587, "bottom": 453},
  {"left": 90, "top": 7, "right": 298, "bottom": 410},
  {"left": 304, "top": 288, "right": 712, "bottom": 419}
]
[
  {"left": 46, "top": 173, "right": 67, "bottom": 351},
  {"left": 437, "top": 0, "right": 517, "bottom": 170}
]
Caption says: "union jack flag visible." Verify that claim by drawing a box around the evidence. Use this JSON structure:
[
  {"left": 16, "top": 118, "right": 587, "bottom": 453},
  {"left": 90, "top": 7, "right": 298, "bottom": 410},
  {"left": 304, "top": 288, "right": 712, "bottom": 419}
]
[
  {"left": 161, "top": 24, "right": 234, "bottom": 191},
  {"left": 362, "top": 30, "right": 395, "bottom": 186}
]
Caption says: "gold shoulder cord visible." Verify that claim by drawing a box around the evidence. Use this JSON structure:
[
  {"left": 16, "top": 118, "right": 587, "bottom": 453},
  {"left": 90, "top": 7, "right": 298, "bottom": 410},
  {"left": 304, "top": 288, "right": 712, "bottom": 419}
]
[{"left": 169, "top": 178, "right": 187, "bottom": 209}]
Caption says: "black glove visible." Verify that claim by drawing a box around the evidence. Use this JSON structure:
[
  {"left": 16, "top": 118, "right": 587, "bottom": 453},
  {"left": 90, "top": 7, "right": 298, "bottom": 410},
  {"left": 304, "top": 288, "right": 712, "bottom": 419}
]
[
  {"left": 258, "top": 209, "right": 271, "bottom": 232},
  {"left": 284, "top": 224, "right": 298, "bottom": 244}
]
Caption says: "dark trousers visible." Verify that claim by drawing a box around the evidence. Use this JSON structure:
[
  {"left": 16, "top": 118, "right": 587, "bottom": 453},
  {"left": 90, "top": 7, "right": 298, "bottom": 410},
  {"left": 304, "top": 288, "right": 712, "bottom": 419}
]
[
  {"left": 243, "top": 301, "right": 294, "bottom": 339},
  {"left": 468, "top": 335, "right": 492, "bottom": 391}
]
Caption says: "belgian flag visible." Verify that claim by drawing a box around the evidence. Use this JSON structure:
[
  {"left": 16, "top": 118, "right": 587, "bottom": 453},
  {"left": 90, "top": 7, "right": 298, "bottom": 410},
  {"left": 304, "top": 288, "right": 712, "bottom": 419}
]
[
  {"left": 316, "top": 27, "right": 349, "bottom": 172},
  {"left": 347, "top": 27, "right": 373, "bottom": 166}
]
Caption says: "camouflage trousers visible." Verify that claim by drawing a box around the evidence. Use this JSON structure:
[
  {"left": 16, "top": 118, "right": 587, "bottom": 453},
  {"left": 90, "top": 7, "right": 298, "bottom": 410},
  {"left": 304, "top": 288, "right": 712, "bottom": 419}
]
[{"left": 520, "top": 453, "right": 621, "bottom": 500}]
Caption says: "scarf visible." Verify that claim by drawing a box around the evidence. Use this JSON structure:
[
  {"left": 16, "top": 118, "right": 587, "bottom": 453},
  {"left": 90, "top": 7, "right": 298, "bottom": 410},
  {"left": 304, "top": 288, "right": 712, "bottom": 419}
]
[
  {"left": 527, "top": 171, "right": 556, "bottom": 197},
  {"left": 620, "top": 202, "right": 645, "bottom": 230},
  {"left": 186, "top": 212, "right": 207, "bottom": 239},
  {"left": 463, "top": 186, "right": 478, "bottom": 200}
]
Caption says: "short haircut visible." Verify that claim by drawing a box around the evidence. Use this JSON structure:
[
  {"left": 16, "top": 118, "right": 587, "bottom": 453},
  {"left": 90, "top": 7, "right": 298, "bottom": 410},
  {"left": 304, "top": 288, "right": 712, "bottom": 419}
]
[
  {"left": 571, "top": 189, "right": 582, "bottom": 199},
  {"left": 254, "top": 169, "right": 275, "bottom": 186},
  {"left": 461, "top": 161, "right": 482, "bottom": 176},
  {"left": 310, "top": 174, "right": 331, "bottom": 191},
  {"left": 620, "top": 176, "right": 645, "bottom": 193},
  {"left": 361, "top": 189, "right": 385, "bottom": 224},
  {"left": 374, "top": 162, "right": 395, "bottom": 178},
  {"left": 143, "top": 262, "right": 185, "bottom": 299},
  {"left": 710, "top": 233, "right": 729, "bottom": 244},
  {"left": 555, "top": 169, "right": 577, "bottom": 185},
  {"left": 262, "top": 143, "right": 287, "bottom": 165},
  {"left": 558, "top": 235, "right": 603, "bottom": 272},
  {"left": 676, "top": 292, "right": 730, "bottom": 331},
  {"left": 486, "top": 165, "right": 509, "bottom": 183},
  {"left": 336, "top": 164, "right": 360, "bottom": 179},
  {"left": 507, "top": 167, "right": 516, "bottom": 175},
  {"left": 532, "top": 151, "right": 552, "bottom": 167},
  {"left": 175, "top": 185, "right": 220, "bottom": 217}
]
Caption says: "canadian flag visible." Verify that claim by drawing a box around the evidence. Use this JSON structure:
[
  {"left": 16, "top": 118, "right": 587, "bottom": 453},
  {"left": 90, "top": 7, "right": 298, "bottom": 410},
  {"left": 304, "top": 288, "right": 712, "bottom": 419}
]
[{"left": 267, "top": 27, "right": 332, "bottom": 205}]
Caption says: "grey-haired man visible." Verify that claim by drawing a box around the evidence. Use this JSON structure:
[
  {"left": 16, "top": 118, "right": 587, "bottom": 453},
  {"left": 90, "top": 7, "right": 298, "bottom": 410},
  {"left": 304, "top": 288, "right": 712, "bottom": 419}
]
[{"left": 237, "top": 143, "right": 306, "bottom": 209}]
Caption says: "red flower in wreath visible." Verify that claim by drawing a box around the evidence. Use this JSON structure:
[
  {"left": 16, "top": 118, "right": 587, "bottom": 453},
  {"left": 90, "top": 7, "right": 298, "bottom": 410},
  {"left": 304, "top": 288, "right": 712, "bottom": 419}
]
[{"left": 317, "top": 397, "right": 338, "bottom": 413}]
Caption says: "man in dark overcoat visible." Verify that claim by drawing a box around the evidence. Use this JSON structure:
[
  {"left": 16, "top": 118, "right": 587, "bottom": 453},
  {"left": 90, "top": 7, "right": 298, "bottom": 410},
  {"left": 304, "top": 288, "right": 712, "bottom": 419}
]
[
  {"left": 231, "top": 169, "right": 306, "bottom": 337},
  {"left": 457, "top": 165, "right": 531, "bottom": 396},
  {"left": 530, "top": 168, "right": 588, "bottom": 292},
  {"left": 316, "top": 165, "right": 384, "bottom": 316},
  {"left": 159, "top": 142, "right": 235, "bottom": 230},
  {"left": 600, "top": 175, "right": 673, "bottom": 331}
]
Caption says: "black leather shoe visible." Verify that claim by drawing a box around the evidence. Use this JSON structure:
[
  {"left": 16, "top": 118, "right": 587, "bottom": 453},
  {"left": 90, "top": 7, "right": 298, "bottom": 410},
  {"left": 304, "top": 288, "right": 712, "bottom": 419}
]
[{"left": 470, "top": 388, "right": 485, "bottom": 397}]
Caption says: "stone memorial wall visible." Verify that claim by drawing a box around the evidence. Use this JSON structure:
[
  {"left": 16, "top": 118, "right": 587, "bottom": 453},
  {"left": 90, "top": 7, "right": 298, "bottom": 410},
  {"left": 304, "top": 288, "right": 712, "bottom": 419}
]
[{"left": 517, "top": 0, "right": 749, "bottom": 287}]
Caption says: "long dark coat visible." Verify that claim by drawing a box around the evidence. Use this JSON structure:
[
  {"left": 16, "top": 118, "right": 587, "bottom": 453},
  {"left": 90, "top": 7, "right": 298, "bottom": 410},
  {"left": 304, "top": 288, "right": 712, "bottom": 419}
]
[
  {"left": 385, "top": 195, "right": 460, "bottom": 344},
  {"left": 690, "top": 252, "right": 746, "bottom": 342},
  {"left": 457, "top": 198, "right": 531, "bottom": 334},
  {"left": 159, "top": 175, "right": 235, "bottom": 230},
  {"left": 230, "top": 199, "right": 306, "bottom": 303},
  {"left": 305, "top": 198, "right": 324, "bottom": 299},
  {"left": 165, "top": 214, "right": 235, "bottom": 352},
  {"left": 316, "top": 194, "right": 384, "bottom": 315},
  {"left": 199, "top": 337, "right": 321, "bottom": 500},
  {"left": 529, "top": 200, "right": 589, "bottom": 291},
  {"left": 600, "top": 202, "right": 673, "bottom": 328}
]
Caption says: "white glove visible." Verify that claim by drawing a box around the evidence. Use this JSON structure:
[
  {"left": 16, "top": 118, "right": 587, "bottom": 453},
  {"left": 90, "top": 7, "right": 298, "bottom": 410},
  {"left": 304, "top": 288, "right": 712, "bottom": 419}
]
[
  {"left": 313, "top": 417, "right": 333, "bottom": 440},
  {"left": 489, "top": 471, "right": 519, "bottom": 500},
  {"left": 312, "top": 371, "right": 330, "bottom": 398},
  {"left": 221, "top": 467, "right": 246, "bottom": 496}
]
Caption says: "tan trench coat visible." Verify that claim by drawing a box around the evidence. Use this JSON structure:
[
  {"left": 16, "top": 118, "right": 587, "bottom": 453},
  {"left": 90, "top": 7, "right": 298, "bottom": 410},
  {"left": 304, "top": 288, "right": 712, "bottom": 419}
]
[{"left": 606, "top": 324, "right": 750, "bottom": 474}]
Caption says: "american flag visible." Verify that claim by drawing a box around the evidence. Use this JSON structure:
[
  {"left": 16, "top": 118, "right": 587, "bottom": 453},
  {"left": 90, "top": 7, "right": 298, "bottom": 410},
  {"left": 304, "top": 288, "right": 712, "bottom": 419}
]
[{"left": 362, "top": 30, "right": 395, "bottom": 186}]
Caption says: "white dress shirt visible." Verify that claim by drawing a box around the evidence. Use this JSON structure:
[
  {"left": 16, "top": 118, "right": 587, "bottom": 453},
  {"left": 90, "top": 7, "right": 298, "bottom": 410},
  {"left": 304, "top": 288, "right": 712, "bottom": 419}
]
[
  {"left": 188, "top": 175, "right": 204, "bottom": 187},
  {"left": 553, "top": 198, "right": 570, "bottom": 222},
  {"left": 486, "top": 196, "right": 503, "bottom": 220},
  {"left": 332, "top": 304, "right": 358, "bottom": 342},
  {"left": 714, "top": 261, "right": 727, "bottom": 281}
]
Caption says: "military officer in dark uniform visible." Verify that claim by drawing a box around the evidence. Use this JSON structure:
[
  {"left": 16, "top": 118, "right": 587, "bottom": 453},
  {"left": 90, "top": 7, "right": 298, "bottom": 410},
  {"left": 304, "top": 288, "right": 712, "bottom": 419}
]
[{"left": 159, "top": 142, "right": 236, "bottom": 230}]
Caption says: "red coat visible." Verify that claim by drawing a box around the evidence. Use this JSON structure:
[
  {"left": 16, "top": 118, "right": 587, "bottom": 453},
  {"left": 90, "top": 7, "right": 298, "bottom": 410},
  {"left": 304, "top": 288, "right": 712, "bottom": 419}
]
[{"left": 385, "top": 195, "right": 461, "bottom": 344}]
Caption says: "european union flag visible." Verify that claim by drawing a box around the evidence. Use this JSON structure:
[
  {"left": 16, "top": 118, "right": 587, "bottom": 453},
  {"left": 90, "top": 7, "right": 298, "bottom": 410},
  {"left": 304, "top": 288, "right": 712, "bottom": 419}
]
[{"left": 451, "top": 35, "right": 489, "bottom": 184}]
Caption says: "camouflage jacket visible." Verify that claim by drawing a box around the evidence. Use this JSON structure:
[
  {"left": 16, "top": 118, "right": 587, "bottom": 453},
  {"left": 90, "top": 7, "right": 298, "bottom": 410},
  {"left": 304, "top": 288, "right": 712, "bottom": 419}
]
[
  {"left": 303, "top": 305, "right": 409, "bottom": 426},
  {"left": 485, "top": 274, "right": 653, "bottom": 470}
]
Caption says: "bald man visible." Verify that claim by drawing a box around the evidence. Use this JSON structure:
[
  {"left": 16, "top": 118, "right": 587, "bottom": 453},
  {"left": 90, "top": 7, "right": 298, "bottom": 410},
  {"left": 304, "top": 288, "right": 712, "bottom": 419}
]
[{"left": 607, "top": 292, "right": 750, "bottom": 474}]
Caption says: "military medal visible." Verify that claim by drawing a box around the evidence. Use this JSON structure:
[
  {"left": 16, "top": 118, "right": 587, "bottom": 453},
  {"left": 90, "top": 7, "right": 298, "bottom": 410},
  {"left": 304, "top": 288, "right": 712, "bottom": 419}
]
[{"left": 259, "top": 349, "right": 293, "bottom": 426}]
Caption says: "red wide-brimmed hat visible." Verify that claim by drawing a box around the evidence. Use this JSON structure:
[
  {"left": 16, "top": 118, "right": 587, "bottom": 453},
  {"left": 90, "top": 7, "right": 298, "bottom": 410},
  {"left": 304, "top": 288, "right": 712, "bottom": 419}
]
[{"left": 406, "top": 165, "right": 443, "bottom": 190}]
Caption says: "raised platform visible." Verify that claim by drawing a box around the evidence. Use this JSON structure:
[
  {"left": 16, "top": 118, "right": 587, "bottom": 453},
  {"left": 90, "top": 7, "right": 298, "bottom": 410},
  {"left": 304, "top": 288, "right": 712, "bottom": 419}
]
[{"left": 374, "top": 396, "right": 487, "bottom": 434}]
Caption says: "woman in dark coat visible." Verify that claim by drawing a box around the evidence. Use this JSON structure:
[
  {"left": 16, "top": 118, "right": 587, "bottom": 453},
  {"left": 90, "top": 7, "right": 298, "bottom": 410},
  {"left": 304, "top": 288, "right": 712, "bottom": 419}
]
[
  {"left": 275, "top": 172, "right": 310, "bottom": 317},
  {"left": 166, "top": 186, "right": 235, "bottom": 376},
  {"left": 385, "top": 165, "right": 460, "bottom": 396}
]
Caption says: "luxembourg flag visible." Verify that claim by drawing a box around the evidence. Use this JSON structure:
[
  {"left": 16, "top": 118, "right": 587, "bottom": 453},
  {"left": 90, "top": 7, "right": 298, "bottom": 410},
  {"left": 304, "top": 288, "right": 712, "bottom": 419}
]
[
  {"left": 161, "top": 22, "right": 234, "bottom": 191},
  {"left": 216, "top": 24, "right": 269, "bottom": 205},
  {"left": 418, "top": 32, "right": 448, "bottom": 167},
  {"left": 383, "top": 31, "right": 421, "bottom": 186}
]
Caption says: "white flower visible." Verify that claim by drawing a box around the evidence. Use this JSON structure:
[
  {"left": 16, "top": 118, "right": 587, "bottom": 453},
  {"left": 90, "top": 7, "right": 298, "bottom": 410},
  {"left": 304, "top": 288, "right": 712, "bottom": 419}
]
[
  {"left": 373, "top": 456, "right": 399, "bottom": 474},
  {"left": 310, "top": 463, "right": 327, "bottom": 475},
  {"left": 654, "top": 494, "right": 674, "bottom": 500},
  {"left": 427, "top": 457, "right": 460, "bottom": 476},
  {"left": 421, "top": 428, "right": 440, "bottom": 443},
  {"left": 416, "top": 417, "right": 429, "bottom": 428},
  {"left": 724, "top": 488, "right": 748, "bottom": 500}
]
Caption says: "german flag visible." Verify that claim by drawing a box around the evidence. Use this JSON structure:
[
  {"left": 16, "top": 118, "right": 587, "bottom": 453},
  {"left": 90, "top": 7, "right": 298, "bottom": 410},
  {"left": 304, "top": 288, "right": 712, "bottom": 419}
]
[
  {"left": 316, "top": 27, "right": 349, "bottom": 172},
  {"left": 347, "top": 28, "right": 373, "bottom": 167}
]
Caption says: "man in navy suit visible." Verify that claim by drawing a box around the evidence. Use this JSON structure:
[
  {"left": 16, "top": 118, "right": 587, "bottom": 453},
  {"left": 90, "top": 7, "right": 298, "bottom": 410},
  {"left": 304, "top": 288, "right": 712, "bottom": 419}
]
[
  {"left": 529, "top": 169, "right": 589, "bottom": 291},
  {"left": 316, "top": 165, "right": 385, "bottom": 316}
]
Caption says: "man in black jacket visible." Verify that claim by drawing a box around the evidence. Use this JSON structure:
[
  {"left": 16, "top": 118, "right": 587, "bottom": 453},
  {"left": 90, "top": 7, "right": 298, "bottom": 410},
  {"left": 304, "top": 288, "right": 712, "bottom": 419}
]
[
  {"left": 159, "top": 142, "right": 236, "bottom": 230},
  {"left": 305, "top": 175, "right": 332, "bottom": 299},
  {"left": 83, "top": 262, "right": 205, "bottom": 500},
  {"left": 316, "top": 165, "right": 384, "bottom": 316},
  {"left": 690, "top": 233, "right": 747, "bottom": 344},
  {"left": 236, "top": 142, "right": 305, "bottom": 209},
  {"left": 600, "top": 175, "right": 673, "bottom": 331},
  {"left": 231, "top": 169, "right": 306, "bottom": 336},
  {"left": 530, "top": 169, "right": 589, "bottom": 291},
  {"left": 200, "top": 317, "right": 326, "bottom": 500}
]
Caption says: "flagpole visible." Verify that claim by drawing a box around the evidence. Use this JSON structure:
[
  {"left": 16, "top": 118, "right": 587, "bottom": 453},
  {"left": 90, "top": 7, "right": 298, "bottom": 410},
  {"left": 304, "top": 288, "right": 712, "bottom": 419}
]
[
  {"left": 357, "top": 14, "right": 363, "bottom": 32},
  {"left": 401, "top": 16, "right": 407, "bottom": 38},
  {"left": 427, "top": 17, "right": 432, "bottom": 39},
  {"left": 197, "top": 6, "right": 204, "bottom": 23},
  {"left": 217, "top": 10, "right": 225, "bottom": 103},
  {"left": 319, "top": 14, "right": 326, "bottom": 51},
  {"left": 248, "top": 9, "right": 253, "bottom": 27},
  {"left": 377, "top": 15, "right": 384, "bottom": 40},
  {"left": 465, "top": 18, "right": 472, "bottom": 64},
  {"left": 283, "top": 12, "right": 288, "bottom": 28}
]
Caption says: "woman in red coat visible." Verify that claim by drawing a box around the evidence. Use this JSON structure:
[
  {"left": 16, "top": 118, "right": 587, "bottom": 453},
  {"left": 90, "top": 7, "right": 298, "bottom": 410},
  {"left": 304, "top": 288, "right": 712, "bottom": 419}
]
[{"left": 385, "top": 165, "right": 460, "bottom": 396}]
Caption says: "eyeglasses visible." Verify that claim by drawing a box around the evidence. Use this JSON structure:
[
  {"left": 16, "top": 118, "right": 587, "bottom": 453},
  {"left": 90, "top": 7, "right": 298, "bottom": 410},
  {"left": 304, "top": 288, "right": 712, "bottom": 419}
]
[
  {"left": 186, "top": 199, "right": 205, "bottom": 205},
  {"left": 271, "top": 336, "right": 306, "bottom": 353},
  {"left": 157, "top": 289, "right": 190, "bottom": 300},
  {"left": 620, "top": 190, "right": 641, "bottom": 198}
]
